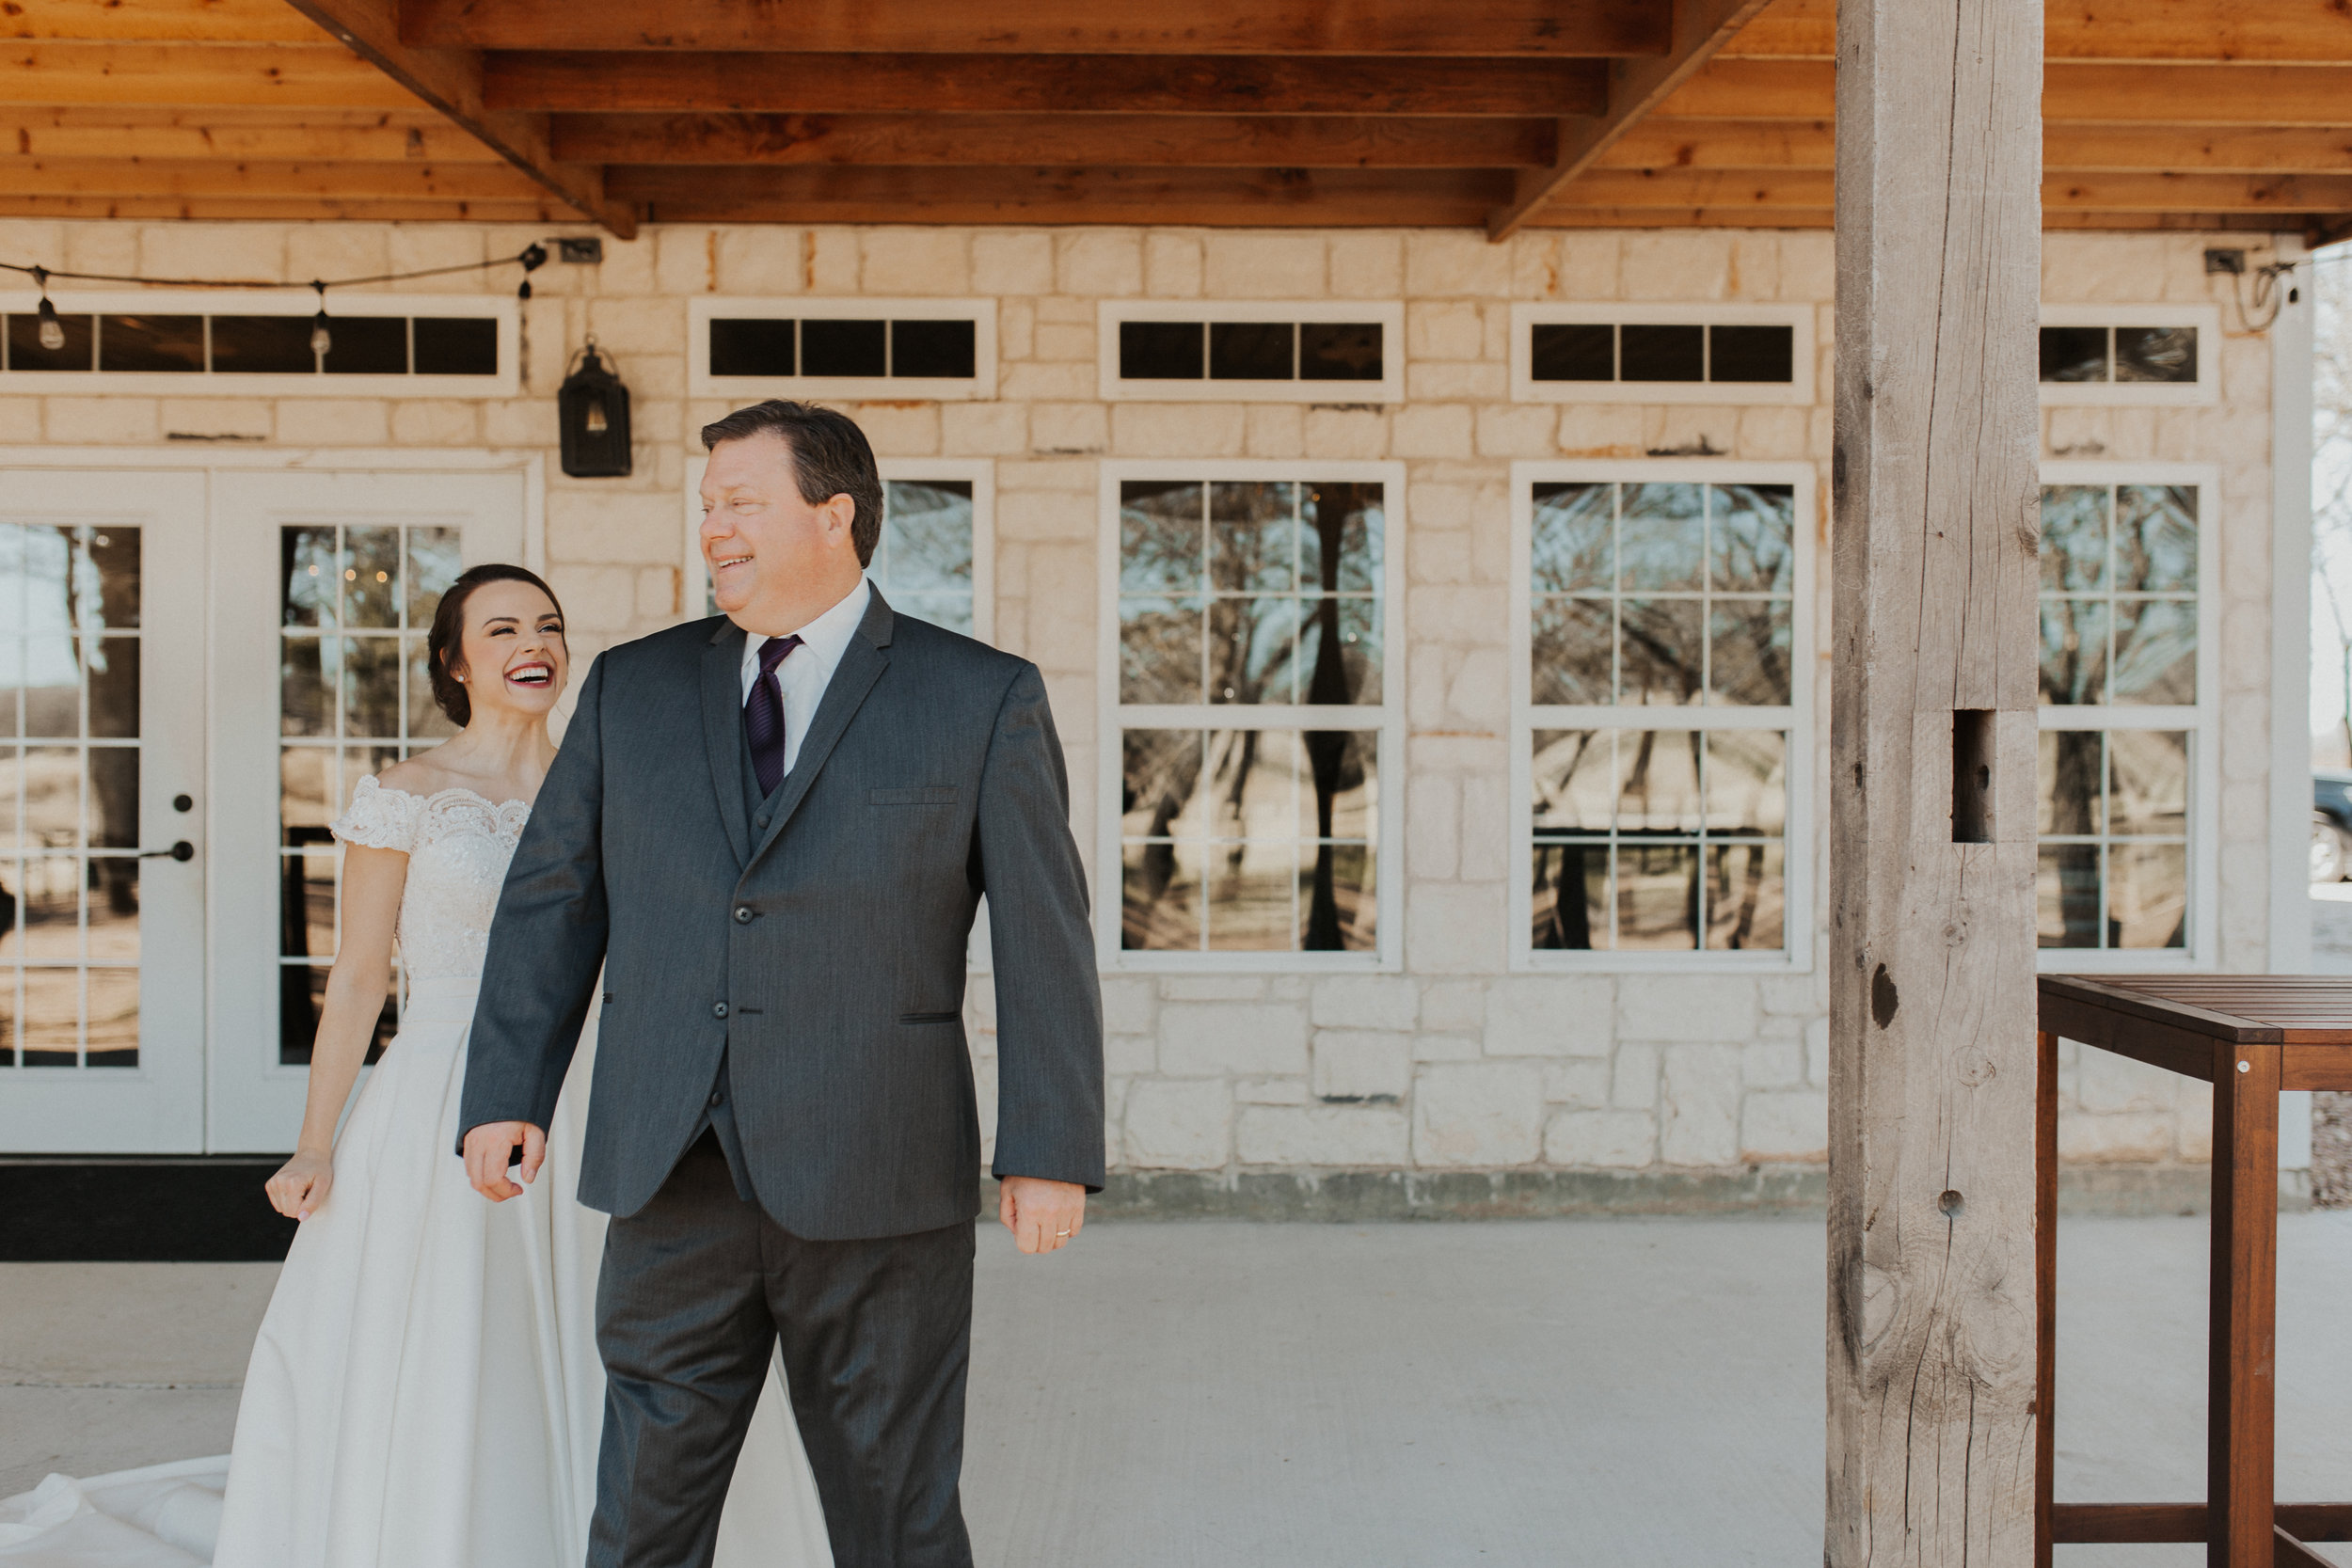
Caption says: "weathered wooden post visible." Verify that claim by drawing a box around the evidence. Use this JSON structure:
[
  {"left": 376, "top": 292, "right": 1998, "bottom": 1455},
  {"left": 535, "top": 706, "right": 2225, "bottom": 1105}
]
[{"left": 1828, "top": 0, "right": 2043, "bottom": 1563}]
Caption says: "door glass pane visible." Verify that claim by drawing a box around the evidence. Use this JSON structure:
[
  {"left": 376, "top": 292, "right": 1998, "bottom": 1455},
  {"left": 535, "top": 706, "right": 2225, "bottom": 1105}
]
[
  {"left": 279, "top": 522, "right": 446, "bottom": 1062},
  {"left": 0, "top": 522, "right": 144, "bottom": 1069}
]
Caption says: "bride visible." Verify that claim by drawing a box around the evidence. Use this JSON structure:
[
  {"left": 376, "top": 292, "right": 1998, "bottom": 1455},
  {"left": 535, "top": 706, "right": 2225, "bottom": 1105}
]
[{"left": 0, "top": 565, "right": 830, "bottom": 1568}]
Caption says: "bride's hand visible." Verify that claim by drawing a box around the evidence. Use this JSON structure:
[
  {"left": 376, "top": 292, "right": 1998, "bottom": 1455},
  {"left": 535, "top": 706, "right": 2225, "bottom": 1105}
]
[{"left": 266, "top": 1149, "right": 334, "bottom": 1221}]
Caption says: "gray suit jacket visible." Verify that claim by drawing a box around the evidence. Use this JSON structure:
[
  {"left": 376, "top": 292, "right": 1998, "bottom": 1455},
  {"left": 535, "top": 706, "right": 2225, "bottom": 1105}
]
[{"left": 459, "top": 591, "right": 1105, "bottom": 1239}]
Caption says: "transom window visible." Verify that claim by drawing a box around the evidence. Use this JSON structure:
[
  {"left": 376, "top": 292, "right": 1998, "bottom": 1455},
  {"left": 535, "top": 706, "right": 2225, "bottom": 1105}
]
[
  {"left": 1512, "top": 463, "right": 1815, "bottom": 970},
  {"left": 1100, "top": 303, "right": 1405, "bottom": 404},
  {"left": 1101, "top": 461, "right": 1404, "bottom": 967},
  {"left": 688, "top": 299, "right": 996, "bottom": 400},
  {"left": 0, "top": 293, "right": 514, "bottom": 396},
  {"left": 2034, "top": 466, "right": 2214, "bottom": 963},
  {"left": 2036, "top": 307, "right": 2217, "bottom": 405},
  {"left": 1510, "top": 305, "right": 1815, "bottom": 405}
]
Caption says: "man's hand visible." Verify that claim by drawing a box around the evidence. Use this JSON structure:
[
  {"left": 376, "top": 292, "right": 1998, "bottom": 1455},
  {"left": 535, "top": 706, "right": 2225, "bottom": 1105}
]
[
  {"left": 998, "top": 1175, "right": 1085, "bottom": 1255},
  {"left": 462, "top": 1120, "right": 547, "bottom": 1202}
]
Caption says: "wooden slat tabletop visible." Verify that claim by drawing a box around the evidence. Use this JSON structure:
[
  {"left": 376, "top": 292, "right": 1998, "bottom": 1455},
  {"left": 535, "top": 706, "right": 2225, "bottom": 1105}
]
[{"left": 2039, "top": 974, "right": 2352, "bottom": 1044}]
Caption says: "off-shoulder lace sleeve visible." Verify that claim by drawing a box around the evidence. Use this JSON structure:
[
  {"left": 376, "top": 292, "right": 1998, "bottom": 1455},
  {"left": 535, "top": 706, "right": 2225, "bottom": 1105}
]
[{"left": 330, "top": 775, "right": 421, "bottom": 852}]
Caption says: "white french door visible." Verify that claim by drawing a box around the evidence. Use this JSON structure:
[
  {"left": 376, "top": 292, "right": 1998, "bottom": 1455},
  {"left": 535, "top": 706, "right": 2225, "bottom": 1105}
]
[
  {"left": 0, "top": 471, "right": 207, "bottom": 1152},
  {"left": 207, "top": 470, "right": 525, "bottom": 1152}
]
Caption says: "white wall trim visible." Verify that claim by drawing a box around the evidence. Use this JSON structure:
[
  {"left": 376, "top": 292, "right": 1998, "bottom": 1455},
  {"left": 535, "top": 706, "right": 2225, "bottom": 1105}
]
[
  {"left": 1507, "top": 302, "right": 1817, "bottom": 406},
  {"left": 1096, "top": 457, "right": 1407, "bottom": 972},
  {"left": 2269, "top": 245, "right": 2317, "bottom": 970},
  {"left": 2037, "top": 304, "right": 2222, "bottom": 407},
  {"left": 1507, "top": 458, "right": 1818, "bottom": 974},
  {"left": 1097, "top": 299, "right": 1406, "bottom": 404}
]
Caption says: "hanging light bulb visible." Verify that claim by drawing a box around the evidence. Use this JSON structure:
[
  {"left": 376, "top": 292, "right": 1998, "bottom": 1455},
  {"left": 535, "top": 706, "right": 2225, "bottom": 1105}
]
[
  {"left": 32, "top": 266, "right": 64, "bottom": 353},
  {"left": 309, "top": 281, "right": 331, "bottom": 357}
]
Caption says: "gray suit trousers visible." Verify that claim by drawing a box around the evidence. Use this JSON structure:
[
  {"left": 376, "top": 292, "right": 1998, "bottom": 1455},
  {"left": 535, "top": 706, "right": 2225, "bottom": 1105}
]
[{"left": 593, "top": 1132, "right": 976, "bottom": 1568}]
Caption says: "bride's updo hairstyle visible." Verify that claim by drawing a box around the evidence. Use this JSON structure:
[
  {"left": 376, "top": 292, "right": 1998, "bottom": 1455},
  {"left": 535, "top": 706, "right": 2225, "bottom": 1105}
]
[{"left": 427, "top": 563, "right": 567, "bottom": 727}]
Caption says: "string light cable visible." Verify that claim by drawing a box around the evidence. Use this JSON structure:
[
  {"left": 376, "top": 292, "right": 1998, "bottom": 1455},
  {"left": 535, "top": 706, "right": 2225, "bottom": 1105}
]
[{"left": 1, "top": 244, "right": 552, "bottom": 350}]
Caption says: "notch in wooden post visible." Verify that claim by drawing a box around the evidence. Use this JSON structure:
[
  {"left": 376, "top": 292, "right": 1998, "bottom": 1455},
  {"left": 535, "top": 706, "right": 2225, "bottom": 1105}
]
[{"left": 1953, "top": 709, "right": 1994, "bottom": 844}]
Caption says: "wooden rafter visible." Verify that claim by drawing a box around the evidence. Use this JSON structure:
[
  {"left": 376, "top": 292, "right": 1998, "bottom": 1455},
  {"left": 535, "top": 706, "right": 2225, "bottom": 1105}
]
[
  {"left": 1606, "top": 119, "right": 2352, "bottom": 177},
  {"left": 552, "top": 113, "right": 1559, "bottom": 168},
  {"left": 0, "top": 106, "right": 506, "bottom": 163},
  {"left": 1486, "top": 0, "right": 1777, "bottom": 240},
  {"left": 282, "top": 0, "right": 633, "bottom": 234},
  {"left": 1727, "top": 0, "right": 2352, "bottom": 64},
  {"left": 1663, "top": 58, "right": 2352, "bottom": 126},
  {"left": 402, "top": 0, "right": 1669, "bottom": 56},
  {"left": 484, "top": 53, "right": 1609, "bottom": 118}
]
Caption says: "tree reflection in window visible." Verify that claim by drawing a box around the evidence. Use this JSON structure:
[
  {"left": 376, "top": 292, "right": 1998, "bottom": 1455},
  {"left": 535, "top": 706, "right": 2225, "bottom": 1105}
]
[
  {"left": 2036, "top": 728, "right": 2187, "bottom": 950},
  {"left": 1117, "top": 478, "right": 1385, "bottom": 953},
  {"left": 2039, "top": 483, "right": 2197, "bottom": 708}
]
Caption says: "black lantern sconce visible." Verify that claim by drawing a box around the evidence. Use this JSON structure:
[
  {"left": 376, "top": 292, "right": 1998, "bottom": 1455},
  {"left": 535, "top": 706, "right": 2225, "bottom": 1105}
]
[{"left": 558, "top": 338, "right": 632, "bottom": 478}]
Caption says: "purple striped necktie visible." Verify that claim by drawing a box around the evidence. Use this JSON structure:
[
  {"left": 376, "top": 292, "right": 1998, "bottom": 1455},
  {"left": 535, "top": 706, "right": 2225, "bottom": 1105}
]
[{"left": 743, "top": 634, "right": 803, "bottom": 797}]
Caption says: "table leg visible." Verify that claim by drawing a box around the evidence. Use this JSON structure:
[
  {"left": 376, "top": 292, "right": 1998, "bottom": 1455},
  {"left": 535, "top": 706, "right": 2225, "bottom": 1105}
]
[
  {"left": 2208, "top": 1042, "right": 2280, "bottom": 1567},
  {"left": 2037, "top": 1030, "right": 2058, "bottom": 1568}
]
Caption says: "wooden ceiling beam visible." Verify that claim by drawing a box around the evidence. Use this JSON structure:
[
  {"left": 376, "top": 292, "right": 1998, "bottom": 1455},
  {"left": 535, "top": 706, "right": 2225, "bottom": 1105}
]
[
  {"left": 604, "top": 164, "right": 1511, "bottom": 226},
  {"left": 1606, "top": 119, "right": 2352, "bottom": 176},
  {"left": 9, "top": 0, "right": 329, "bottom": 43},
  {"left": 1727, "top": 0, "right": 2352, "bottom": 66},
  {"left": 1665, "top": 59, "right": 2352, "bottom": 127},
  {"left": 550, "top": 112, "right": 1558, "bottom": 168},
  {"left": 0, "top": 195, "right": 572, "bottom": 222},
  {"left": 0, "top": 107, "right": 506, "bottom": 163},
  {"left": 1486, "top": 0, "right": 1775, "bottom": 240},
  {"left": 0, "top": 42, "right": 421, "bottom": 109},
  {"left": 485, "top": 52, "right": 1607, "bottom": 118},
  {"left": 2, "top": 156, "right": 554, "bottom": 201},
  {"left": 283, "top": 0, "right": 632, "bottom": 235},
  {"left": 1544, "top": 166, "right": 2352, "bottom": 213},
  {"left": 404, "top": 0, "right": 1667, "bottom": 56}
]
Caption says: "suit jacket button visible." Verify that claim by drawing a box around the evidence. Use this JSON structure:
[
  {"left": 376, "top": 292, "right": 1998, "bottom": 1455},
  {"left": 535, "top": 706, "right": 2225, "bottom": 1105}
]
[
  {"left": 734, "top": 906, "right": 754, "bottom": 924},
  {"left": 712, "top": 1001, "right": 729, "bottom": 1019}
]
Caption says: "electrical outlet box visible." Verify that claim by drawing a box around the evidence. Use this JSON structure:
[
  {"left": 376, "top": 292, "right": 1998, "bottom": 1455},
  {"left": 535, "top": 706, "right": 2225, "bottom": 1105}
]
[
  {"left": 557, "top": 237, "right": 604, "bottom": 264},
  {"left": 2203, "top": 247, "right": 2246, "bottom": 275}
]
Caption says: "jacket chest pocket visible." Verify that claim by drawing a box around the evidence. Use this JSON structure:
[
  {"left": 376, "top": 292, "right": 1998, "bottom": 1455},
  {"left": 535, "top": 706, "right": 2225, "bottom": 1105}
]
[{"left": 870, "top": 786, "right": 958, "bottom": 806}]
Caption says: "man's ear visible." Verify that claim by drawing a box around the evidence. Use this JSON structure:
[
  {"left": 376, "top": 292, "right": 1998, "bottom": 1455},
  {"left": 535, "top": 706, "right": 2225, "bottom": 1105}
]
[{"left": 824, "top": 492, "right": 858, "bottom": 547}]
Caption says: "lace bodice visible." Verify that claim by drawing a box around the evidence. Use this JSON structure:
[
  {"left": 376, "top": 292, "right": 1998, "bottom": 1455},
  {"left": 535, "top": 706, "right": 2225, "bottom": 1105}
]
[{"left": 330, "top": 776, "right": 531, "bottom": 981}]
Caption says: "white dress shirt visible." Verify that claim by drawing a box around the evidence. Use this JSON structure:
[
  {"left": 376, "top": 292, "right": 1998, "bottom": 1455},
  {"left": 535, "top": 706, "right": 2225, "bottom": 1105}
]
[{"left": 739, "top": 575, "right": 872, "bottom": 780}]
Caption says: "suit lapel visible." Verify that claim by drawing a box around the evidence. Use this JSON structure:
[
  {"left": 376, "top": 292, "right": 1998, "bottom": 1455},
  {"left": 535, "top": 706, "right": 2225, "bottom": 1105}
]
[
  {"left": 701, "top": 623, "right": 753, "bottom": 867},
  {"left": 746, "top": 589, "right": 895, "bottom": 868}
]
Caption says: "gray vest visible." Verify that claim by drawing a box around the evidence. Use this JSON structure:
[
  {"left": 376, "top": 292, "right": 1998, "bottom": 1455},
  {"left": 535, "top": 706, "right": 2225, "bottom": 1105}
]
[{"left": 691, "top": 708, "right": 790, "bottom": 1199}]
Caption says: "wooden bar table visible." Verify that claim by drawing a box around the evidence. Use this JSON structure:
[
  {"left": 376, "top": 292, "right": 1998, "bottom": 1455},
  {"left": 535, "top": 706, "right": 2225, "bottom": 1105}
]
[{"left": 2036, "top": 974, "right": 2352, "bottom": 1567}]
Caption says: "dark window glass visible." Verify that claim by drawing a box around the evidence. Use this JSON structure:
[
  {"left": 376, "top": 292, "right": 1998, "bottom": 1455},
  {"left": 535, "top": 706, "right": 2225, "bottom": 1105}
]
[
  {"left": 7, "top": 312, "right": 95, "bottom": 372},
  {"left": 1298, "top": 321, "right": 1383, "bottom": 381},
  {"left": 1708, "top": 324, "right": 1793, "bottom": 384},
  {"left": 891, "top": 318, "right": 977, "bottom": 379},
  {"left": 1619, "top": 324, "right": 1705, "bottom": 383},
  {"left": 98, "top": 315, "right": 203, "bottom": 373},
  {"left": 2115, "top": 325, "right": 2197, "bottom": 384},
  {"left": 800, "top": 318, "right": 886, "bottom": 378},
  {"left": 2039, "top": 325, "right": 2108, "bottom": 383},
  {"left": 1210, "top": 321, "right": 1295, "bottom": 380},
  {"left": 1531, "top": 322, "right": 1613, "bottom": 382},
  {"left": 211, "top": 314, "right": 315, "bottom": 373},
  {"left": 1120, "top": 320, "right": 1204, "bottom": 380},
  {"left": 708, "top": 317, "right": 796, "bottom": 377},
  {"left": 322, "top": 316, "right": 408, "bottom": 375},
  {"left": 412, "top": 316, "right": 497, "bottom": 376}
]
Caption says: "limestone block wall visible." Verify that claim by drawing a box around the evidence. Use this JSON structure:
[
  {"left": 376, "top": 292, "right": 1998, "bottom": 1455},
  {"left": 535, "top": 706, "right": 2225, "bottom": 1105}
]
[{"left": 0, "top": 218, "right": 2288, "bottom": 1188}]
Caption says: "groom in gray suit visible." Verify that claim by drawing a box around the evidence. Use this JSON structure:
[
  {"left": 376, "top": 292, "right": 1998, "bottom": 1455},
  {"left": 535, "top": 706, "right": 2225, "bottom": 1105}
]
[{"left": 456, "top": 400, "right": 1104, "bottom": 1568}]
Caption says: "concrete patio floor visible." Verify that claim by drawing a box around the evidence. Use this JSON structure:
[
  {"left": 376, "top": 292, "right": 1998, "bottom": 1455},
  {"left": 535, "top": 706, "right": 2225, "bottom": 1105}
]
[{"left": 8, "top": 1213, "right": 2352, "bottom": 1566}]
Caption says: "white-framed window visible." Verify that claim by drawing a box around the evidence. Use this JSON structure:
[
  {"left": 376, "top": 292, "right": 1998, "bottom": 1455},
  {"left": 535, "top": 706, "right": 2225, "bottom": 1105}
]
[
  {"left": 1508, "top": 303, "right": 1816, "bottom": 406},
  {"left": 1099, "top": 460, "right": 1405, "bottom": 970},
  {"left": 1510, "top": 460, "right": 1816, "bottom": 972},
  {"left": 1098, "top": 301, "right": 1405, "bottom": 404},
  {"left": 2035, "top": 461, "right": 2217, "bottom": 969},
  {"left": 683, "top": 456, "right": 994, "bottom": 641},
  {"left": 2038, "top": 306, "right": 2218, "bottom": 406},
  {"left": 688, "top": 298, "right": 997, "bottom": 401},
  {"left": 0, "top": 291, "right": 516, "bottom": 398}
]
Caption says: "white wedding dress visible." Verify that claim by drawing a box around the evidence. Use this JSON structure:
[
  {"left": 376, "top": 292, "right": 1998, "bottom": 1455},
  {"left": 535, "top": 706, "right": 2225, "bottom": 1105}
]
[{"left": 0, "top": 778, "right": 833, "bottom": 1568}]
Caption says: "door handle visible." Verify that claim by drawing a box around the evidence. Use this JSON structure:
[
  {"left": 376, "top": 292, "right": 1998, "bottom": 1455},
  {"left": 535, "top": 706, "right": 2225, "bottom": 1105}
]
[{"left": 138, "top": 841, "right": 196, "bottom": 862}]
